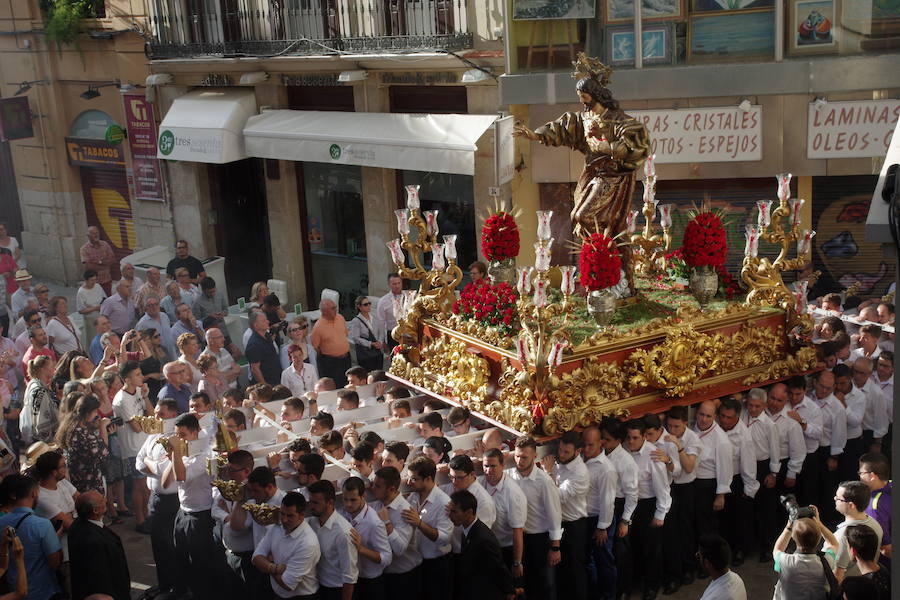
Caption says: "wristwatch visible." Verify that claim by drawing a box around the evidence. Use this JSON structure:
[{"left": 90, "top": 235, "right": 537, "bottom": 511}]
[
  {"left": 620, "top": 519, "right": 632, "bottom": 526},
  {"left": 511, "top": 561, "right": 522, "bottom": 567},
  {"left": 549, "top": 547, "right": 560, "bottom": 552}
]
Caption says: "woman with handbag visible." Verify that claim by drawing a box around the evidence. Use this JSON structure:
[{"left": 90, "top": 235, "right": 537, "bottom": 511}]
[{"left": 349, "top": 295, "right": 384, "bottom": 373}]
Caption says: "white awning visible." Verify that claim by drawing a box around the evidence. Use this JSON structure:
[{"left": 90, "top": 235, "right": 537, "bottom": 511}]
[
  {"left": 156, "top": 89, "right": 257, "bottom": 164},
  {"left": 243, "top": 110, "right": 499, "bottom": 175}
]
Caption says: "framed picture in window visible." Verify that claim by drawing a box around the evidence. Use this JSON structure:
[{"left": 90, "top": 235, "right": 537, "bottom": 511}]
[
  {"left": 604, "top": 0, "right": 684, "bottom": 23},
  {"left": 790, "top": 0, "right": 838, "bottom": 53},
  {"left": 605, "top": 23, "right": 674, "bottom": 66},
  {"left": 688, "top": 10, "right": 776, "bottom": 63},
  {"left": 513, "top": 0, "right": 597, "bottom": 20},
  {"left": 691, "top": 0, "right": 774, "bottom": 11}
]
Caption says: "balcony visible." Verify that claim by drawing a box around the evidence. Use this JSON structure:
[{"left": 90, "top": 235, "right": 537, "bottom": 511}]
[{"left": 148, "top": 0, "right": 473, "bottom": 59}]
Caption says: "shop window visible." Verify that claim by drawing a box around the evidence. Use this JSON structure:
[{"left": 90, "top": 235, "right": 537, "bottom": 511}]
[
  {"left": 302, "top": 162, "right": 368, "bottom": 316},
  {"left": 400, "top": 170, "right": 476, "bottom": 273}
]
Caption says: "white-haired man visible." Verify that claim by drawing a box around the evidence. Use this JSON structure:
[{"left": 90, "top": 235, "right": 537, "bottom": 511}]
[{"left": 311, "top": 299, "right": 351, "bottom": 388}]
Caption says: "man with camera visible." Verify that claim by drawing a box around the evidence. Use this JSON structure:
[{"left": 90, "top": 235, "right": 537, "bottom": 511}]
[{"left": 771, "top": 500, "right": 839, "bottom": 600}]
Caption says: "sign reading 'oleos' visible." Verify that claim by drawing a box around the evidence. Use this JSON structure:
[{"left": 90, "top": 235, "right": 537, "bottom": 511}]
[{"left": 807, "top": 100, "right": 900, "bottom": 159}]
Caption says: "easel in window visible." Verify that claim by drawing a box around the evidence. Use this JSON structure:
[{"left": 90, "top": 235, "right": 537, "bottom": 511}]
[{"left": 524, "top": 18, "right": 577, "bottom": 70}]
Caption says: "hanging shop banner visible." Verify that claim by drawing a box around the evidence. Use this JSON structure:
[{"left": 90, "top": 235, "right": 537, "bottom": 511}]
[
  {"left": 132, "top": 157, "right": 166, "bottom": 202},
  {"left": 495, "top": 115, "right": 516, "bottom": 185},
  {"left": 65, "top": 138, "right": 126, "bottom": 168},
  {"left": 123, "top": 93, "right": 159, "bottom": 159},
  {"left": 807, "top": 99, "right": 900, "bottom": 159},
  {"left": 628, "top": 106, "right": 763, "bottom": 163},
  {"left": 0, "top": 97, "right": 34, "bottom": 141}
]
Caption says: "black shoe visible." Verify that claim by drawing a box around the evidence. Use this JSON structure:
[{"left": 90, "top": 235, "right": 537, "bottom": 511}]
[
  {"left": 135, "top": 521, "right": 152, "bottom": 534},
  {"left": 759, "top": 551, "right": 773, "bottom": 563},
  {"left": 642, "top": 589, "right": 658, "bottom": 600},
  {"left": 662, "top": 581, "right": 680, "bottom": 595},
  {"left": 616, "top": 594, "right": 630, "bottom": 600},
  {"left": 681, "top": 572, "right": 695, "bottom": 586},
  {"left": 696, "top": 569, "right": 710, "bottom": 580},
  {"left": 732, "top": 550, "right": 745, "bottom": 567}
]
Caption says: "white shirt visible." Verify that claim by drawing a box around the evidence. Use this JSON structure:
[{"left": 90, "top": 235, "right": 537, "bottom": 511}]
[
  {"left": 871, "top": 373, "right": 893, "bottom": 417},
  {"left": 551, "top": 455, "right": 589, "bottom": 523},
  {"left": 721, "top": 420, "right": 759, "bottom": 498},
  {"left": 835, "top": 515, "right": 883, "bottom": 577},
  {"left": 340, "top": 503, "right": 392, "bottom": 579},
  {"left": 790, "top": 397, "right": 824, "bottom": 454},
  {"left": 178, "top": 356, "right": 202, "bottom": 393},
  {"left": 773, "top": 550, "right": 835, "bottom": 600},
  {"left": 441, "top": 480, "right": 496, "bottom": 552},
  {"left": 767, "top": 409, "right": 807, "bottom": 479},
  {"left": 506, "top": 465, "right": 563, "bottom": 540},
  {"left": 211, "top": 489, "right": 253, "bottom": 553},
  {"left": 810, "top": 392, "right": 847, "bottom": 456},
  {"left": 859, "top": 378, "right": 889, "bottom": 437},
  {"left": 478, "top": 473, "right": 527, "bottom": 548},
  {"left": 113, "top": 387, "right": 148, "bottom": 458},
  {"left": 692, "top": 422, "right": 734, "bottom": 494},
  {"left": 76, "top": 284, "right": 107, "bottom": 312},
  {"left": 244, "top": 489, "right": 287, "bottom": 546},
  {"left": 35, "top": 479, "right": 77, "bottom": 560},
  {"left": 370, "top": 492, "right": 418, "bottom": 574},
  {"left": 671, "top": 427, "right": 704, "bottom": 485},
  {"left": 253, "top": 520, "right": 320, "bottom": 598},
  {"left": 850, "top": 346, "right": 881, "bottom": 361},
  {"left": 44, "top": 318, "right": 80, "bottom": 354},
  {"left": 843, "top": 386, "right": 867, "bottom": 440},
  {"left": 310, "top": 510, "right": 358, "bottom": 588},
  {"left": 177, "top": 452, "right": 213, "bottom": 512},
  {"left": 583, "top": 452, "right": 617, "bottom": 530},
  {"left": 605, "top": 444, "right": 639, "bottom": 522},
  {"left": 11, "top": 289, "right": 36, "bottom": 319},
  {"left": 742, "top": 411, "right": 781, "bottom": 475},
  {"left": 699, "top": 570, "right": 747, "bottom": 600},
  {"left": 136, "top": 433, "right": 178, "bottom": 495},
  {"left": 376, "top": 292, "right": 401, "bottom": 344},
  {"left": 281, "top": 363, "right": 318, "bottom": 399},
  {"left": 407, "top": 485, "right": 453, "bottom": 559},
  {"left": 628, "top": 441, "right": 672, "bottom": 521}
]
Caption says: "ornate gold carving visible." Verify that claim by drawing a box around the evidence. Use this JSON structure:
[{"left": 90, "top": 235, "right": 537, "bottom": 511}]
[
  {"left": 544, "top": 360, "right": 629, "bottom": 434},
  {"left": 243, "top": 502, "right": 279, "bottom": 526},
  {"left": 419, "top": 336, "right": 491, "bottom": 406},
  {"left": 626, "top": 326, "right": 719, "bottom": 397},
  {"left": 211, "top": 479, "right": 246, "bottom": 502},
  {"left": 742, "top": 346, "right": 817, "bottom": 386},
  {"left": 434, "top": 313, "right": 511, "bottom": 349},
  {"left": 470, "top": 358, "right": 535, "bottom": 434},
  {"left": 133, "top": 415, "right": 163, "bottom": 435}
]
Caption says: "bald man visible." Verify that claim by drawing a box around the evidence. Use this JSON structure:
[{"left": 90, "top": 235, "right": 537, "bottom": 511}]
[
  {"left": 80, "top": 226, "right": 117, "bottom": 296},
  {"left": 311, "top": 299, "right": 351, "bottom": 388},
  {"left": 690, "top": 400, "right": 734, "bottom": 562},
  {"left": 809, "top": 370, "right": 847, "bottom": 527},
  {"left": 69, "top": 490, "right": 131, "bottom": 600}
]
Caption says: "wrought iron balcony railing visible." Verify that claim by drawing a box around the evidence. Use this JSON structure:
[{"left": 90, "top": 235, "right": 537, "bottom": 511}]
[{"left": 148, "top": 0, "right": 472, "bottom": 58}]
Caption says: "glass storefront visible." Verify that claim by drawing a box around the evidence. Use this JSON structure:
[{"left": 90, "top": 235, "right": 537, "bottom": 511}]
[{"left": 302, "top": 162, "right": 368, "bottom": 317}]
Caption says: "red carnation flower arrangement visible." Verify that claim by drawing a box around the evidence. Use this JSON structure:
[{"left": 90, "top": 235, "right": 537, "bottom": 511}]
[
  {"left": 681, "top": 211, "right": 727, "bottom": 269},
  {"left": 578, "top": 232, "right": 622, "bottom": 291},
  {"left": 481, "top": 212, "right": 520, "bottom": 262},
  {"left": 452, "top": 281, "right": 518, "bottom": 336}
]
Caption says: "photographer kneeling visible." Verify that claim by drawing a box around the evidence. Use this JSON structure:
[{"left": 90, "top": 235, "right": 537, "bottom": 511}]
[{"left": 772, "top": 496, "right": 840, "bottom": 600}]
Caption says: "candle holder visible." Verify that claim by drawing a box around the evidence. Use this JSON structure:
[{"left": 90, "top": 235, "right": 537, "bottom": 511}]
[
  {"left": 741, "top": 173, "right": 815, "bottom": 338},
  {"left": 388, "top": 185, "right": 464, "bottom": 362},
  {"left": 513, "top": 211, "right": 575, "bottom": 424},
  {"left": 629, "top": 156, "right": 672, "bottom": 276}
]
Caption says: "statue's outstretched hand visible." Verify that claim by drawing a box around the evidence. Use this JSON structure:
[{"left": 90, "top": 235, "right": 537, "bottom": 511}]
[{"left": 513, "top": 123, "right": 540, "bottom": 141}]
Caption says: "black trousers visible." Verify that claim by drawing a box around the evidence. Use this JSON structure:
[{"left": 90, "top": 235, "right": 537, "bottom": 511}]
[
  {"left": 663, "top": 481, "right": 695, "bottom": 580},
  {"left": 754, "top": 458, "right": 780, "bottom": 556},
  {"left": 318, "top": 353, "right": 351, "bottom": 388},
  {"left": 149, "top": 492, "right": 179, "bottom": 591},
  {"left": 610, "top": 498, "right": 630, "bottom": 599},
  {"left": 174, "top": 509, "right": 224, "bottom": 600},
  {"left": 319, "top": 587, "right": 343, "bottom": 600},
  {"left": 694, "top": 478, "right": 720, "bottom": 541},
  {"left": 584, "top": 514, "right": 615, "bottom": 600},
  {"left": 421, "top": 554, "right": 453, "bottom": 600},
  {"left": 354, "top": 576, "right": 385, "bottom": 600},
  {"left": 796, "top": 450, "right": 820, "bottom": 507},
  {"left": 384, "top": 567, "right": 422, "bottom": 600},
  {"left": 817, "top": 446, "right": 842, "bottom": 528},
  {"left": 224, "top": 548, "right": 253, "bottom": 599},
  {"left": 723, "top": 474, "right": 754, "bottom": 555},
  {"left": 522, "top": 532, "right": 552, "bottom": 600},
  {"left": 842, "top": 436, "right": 865, "bottom": 484},
  {"left": 557, "top": 517, "right": 587, "bottom": 600},
  {"left": 630, "top": 497, "right": 663, "bottom": 593}
]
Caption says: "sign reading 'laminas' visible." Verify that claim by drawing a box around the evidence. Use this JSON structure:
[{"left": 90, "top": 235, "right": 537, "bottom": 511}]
[{"left": 807, "top": 99, "right": 900, "bottom": 159}]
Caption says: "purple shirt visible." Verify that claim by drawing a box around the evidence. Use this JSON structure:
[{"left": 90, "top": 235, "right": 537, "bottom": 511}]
[
  {"left": 100, "top": 292, "right": 136, "bottom": 335},
  {"left": 866, "top": 480, "right": 891, "bottom": 568}
]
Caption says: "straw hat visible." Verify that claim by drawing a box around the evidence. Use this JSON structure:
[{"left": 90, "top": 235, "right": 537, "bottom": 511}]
[
  {"left": 21, "top": 441, "right": 59, "bottom": 471},
  {"left": 14, "top": 269, "right": 32, "bottom": 282}
]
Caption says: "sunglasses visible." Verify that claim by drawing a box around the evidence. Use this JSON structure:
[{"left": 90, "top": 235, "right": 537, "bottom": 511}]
[
  {"left": 360, "top": 302, "right": 371, "bottom": 307},
  {"left": 288, "top": 325, "right": 308, "bottom": 332}
]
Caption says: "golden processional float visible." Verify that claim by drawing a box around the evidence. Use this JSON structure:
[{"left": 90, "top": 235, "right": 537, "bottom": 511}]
[{"left": 386, "top": 54, "right": 819, "bottom": 438}]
